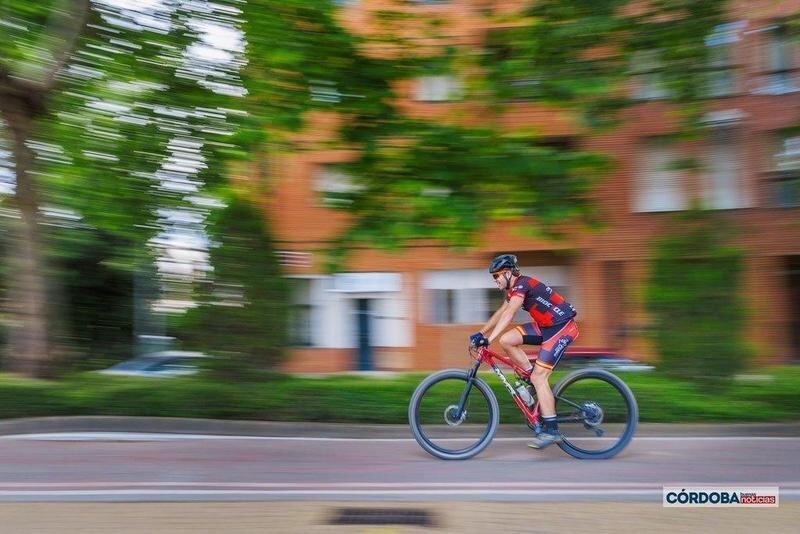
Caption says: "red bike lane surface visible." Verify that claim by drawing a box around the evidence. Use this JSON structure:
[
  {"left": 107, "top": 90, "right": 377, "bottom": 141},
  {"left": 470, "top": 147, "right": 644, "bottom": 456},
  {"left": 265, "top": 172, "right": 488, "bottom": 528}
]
[{"left": 0, "top": 431, "right": 798, "bottom": 496}]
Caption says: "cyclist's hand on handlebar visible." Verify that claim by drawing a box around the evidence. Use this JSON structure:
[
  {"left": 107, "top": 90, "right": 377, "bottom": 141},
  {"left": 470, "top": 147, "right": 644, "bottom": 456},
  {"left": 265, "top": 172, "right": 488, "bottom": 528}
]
[
  {"left": 469, "top": 332, "right": 485, "bottom": 346},
  {"left": 475, "top": 336, "right": 490, "bottom": 347}
]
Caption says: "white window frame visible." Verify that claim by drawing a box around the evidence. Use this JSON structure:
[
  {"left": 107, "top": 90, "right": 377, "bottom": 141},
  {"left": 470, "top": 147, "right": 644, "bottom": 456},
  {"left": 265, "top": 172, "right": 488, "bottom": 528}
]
[
  {"left": 314, "top": 164, "right": 362, "bottom": 207},
  {"left": 414, "top": 75, "right": 461, "bottom": 102},
  {"left": 630, "top": 50, "right": 669, "bottom": 101},
  {"left": 759, "top": 25, "right": 799, "bottom": 95},
  {"left": 703, "top": 127, "right": 749, "bottom": 209},
  {"left": 704, "top": 23, "right": 742, "bottom": 97},
  {"left": 771, "top": 131, "right": 800, "bottom": 207},
  {"left": 634, "top": 139, "right": 687, "bottom": 213},
  {"left": 288, "top": 277, "right": 316, "bottom": 347}
]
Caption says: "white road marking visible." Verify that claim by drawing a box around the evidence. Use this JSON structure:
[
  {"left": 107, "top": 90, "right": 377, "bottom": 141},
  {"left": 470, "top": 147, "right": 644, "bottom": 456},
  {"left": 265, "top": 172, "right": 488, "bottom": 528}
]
[
  {"left": 0, "top": 432, "right": 798, "bottom": 442},
  {"left": 0, "top": 481, "right": 797, "bottom": 489},
  {"left": 0, "top": 481, "right": 797, "bottom": 502},
  {"left": 0, "top": 489, "right": 797, "bottom": 502}
]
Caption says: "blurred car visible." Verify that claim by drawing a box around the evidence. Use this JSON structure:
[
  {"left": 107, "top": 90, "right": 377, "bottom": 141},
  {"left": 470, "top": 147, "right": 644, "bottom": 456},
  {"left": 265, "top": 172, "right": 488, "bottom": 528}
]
[
  {"left": 98, "top": 351, "right": 208, "bottom": 377},
  {"left": 524, "top": 347, "right": 654, "bottom": 372}
]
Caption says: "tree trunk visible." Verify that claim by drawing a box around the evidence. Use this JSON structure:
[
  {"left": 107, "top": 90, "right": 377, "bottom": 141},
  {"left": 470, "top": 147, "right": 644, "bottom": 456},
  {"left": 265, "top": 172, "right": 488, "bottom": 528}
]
[
  {"left": 1, "top": 101, "right": 51, "bottom": 377},
  {"left": 0, "top": 0, "right": 91, "bottom": 377}
]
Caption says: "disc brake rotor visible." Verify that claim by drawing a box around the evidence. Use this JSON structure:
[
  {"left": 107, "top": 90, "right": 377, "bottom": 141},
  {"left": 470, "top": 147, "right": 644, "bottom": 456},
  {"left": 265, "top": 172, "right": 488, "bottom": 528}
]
[
  {"left": 444, "top": 405, "right": 467, "bottom": 426},
  {"left": 582, "top": 402, "right": 604, "bottom": 427}
]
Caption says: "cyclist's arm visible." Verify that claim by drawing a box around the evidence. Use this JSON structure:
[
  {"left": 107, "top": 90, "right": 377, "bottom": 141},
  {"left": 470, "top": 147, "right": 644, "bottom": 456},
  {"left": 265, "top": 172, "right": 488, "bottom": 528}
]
[
  {"left": 478, "top": 300, "right": 508, "bottom": 336},
  {"left": 487, "top": 295, "right": 524, "bottom": 343}
]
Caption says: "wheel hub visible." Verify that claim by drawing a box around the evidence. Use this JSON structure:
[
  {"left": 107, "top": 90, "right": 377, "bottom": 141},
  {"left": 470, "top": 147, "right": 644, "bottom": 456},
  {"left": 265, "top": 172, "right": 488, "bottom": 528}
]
[
  {"left": 444, "top": 405, "right": 466, "bottom": 426},
  {"left": 582, "top": 402, "right": 604, "bottom": 427}
]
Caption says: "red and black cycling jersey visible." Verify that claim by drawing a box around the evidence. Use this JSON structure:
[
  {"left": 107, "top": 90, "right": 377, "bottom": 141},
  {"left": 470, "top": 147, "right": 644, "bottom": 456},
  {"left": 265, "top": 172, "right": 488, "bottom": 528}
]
[{"left": 505, "top": 275, "right": 577, "bottom": 327}]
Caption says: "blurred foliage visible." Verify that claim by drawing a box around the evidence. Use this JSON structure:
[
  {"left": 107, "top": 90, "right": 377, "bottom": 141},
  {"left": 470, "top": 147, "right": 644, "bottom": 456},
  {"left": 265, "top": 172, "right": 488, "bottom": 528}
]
[
  {"left": 173, "top": 194, "right": 288, "bottom": 375},
  {"left": 645, "top": 210, "right": 750, "bottom": 383},
  {"left": 0, "top": 0, "right": 745, "bottom": 378},
  {"left": 241, "top": 0, "right": 399, "bottom": 142},
  {"left": 326, "top": 124, "right": 609, "bottom": 270},
  {"left": 1, "top": 0, "right": 373, "bottom": 375},
  {"left": 51, "top": 227, "right": 136, "bottom": 370},
  {"left": 0, "top": 0, "right": 251, "bottom": 375},
  {"left": 0, "top": 366, "right": 798, "bottom": 422},
  {"left": 1, "top": 0, "right": 246, "bottom": 255},
  {"left": 481, "top": 0, "right": 728, "bottom": 131},
  {"left": 315, "top": 0, "right": 728, "bottom": 266}
]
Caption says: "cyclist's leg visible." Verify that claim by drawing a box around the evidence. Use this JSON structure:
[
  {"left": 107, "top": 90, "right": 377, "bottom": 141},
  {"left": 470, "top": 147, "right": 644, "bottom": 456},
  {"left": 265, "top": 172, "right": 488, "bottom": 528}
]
[
  {"left": 498, "top": 328, "right": 530, "bottom": 371},
  {"left": 531, "top": 320, "right": 580, "bottom": 417},
  {"left": 500, "top": 323, "right": 542, "bottom": 380},
  {"left": 500, "top": 323, "right": 542, "bottom": 383}
]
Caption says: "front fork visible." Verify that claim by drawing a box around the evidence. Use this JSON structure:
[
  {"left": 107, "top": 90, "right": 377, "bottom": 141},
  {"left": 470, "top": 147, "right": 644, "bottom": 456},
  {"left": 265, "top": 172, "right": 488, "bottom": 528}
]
[{"left": 453, "top": 358, "right": 482, "bottom": 419}]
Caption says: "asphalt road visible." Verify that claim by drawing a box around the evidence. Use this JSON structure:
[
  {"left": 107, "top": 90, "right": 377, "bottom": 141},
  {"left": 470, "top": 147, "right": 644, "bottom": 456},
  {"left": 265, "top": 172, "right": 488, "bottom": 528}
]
[
  {"left": 0, "top": 501, "right": 797, "bottom": 534},
  {"left": 0, "top": 426, "right": 798, "bottom": 502}
]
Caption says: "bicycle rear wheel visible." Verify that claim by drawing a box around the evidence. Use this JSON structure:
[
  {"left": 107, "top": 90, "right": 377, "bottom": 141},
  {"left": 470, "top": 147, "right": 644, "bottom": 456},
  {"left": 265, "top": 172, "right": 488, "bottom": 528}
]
[
  {"left": 408, "top": 369, "right": 499, "bottom": 460},
  {"left": 553, "top": 368, "right": 638, "bottom": 459}
]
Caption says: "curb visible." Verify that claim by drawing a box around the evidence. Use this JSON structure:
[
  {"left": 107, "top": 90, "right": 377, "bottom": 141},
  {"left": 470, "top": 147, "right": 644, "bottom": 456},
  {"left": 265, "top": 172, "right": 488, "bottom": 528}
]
[{"left": 1, "top": 417, "right": 800, "bottom": 438}]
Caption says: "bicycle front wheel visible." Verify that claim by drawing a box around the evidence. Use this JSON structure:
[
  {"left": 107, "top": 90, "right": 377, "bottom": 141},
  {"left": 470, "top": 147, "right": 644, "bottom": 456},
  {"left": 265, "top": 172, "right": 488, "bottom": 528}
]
[
  {"left": 408, "top": 369, "right": 499, "bottom": 460},
  {"left": 553, "top": 368, "right": 638, "bottom": 459}
]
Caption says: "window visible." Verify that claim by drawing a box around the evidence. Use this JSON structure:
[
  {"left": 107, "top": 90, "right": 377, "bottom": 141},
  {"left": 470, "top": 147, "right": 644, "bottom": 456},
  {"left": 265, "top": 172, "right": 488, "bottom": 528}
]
[
  {"left": 455, "top": 288, "right": 485, "bottom": 323},
  {"left": 770, "top": 131, "right": 800, "bottom": 207},
  {"left": 484, "top": 288, "right": 539, "bottom": 323},
  {"left": 630, "top": 50, "right": 669, "bottom": 100},
  {"left": 486, "top": 289, "right": 505, "bottom": 321},
  {"left": 314, "top": 164, "right": 360, "bottom": 206},
  {"left": 634, "top": 139, "right": 687, "bottom": 212},
  {"left": 414, "top": 75, "right": 461, "bottom": 102},
  {"left": 428, "top": 288, "right": 490, "bottom": 324},
  {"left": 429, "top": 289, "right": 455, "bottom": 324},
  {"left": 276, "top": 250, "right": 312, "bottom": 268},
  {"left": 704, "top": 23, "right": 741, "bottom": 97},
  {"left": 632, "top": 23, "right": 742, "bottom": 100},
  {"left": 289, "top": 278, "right": 314, "bottom": 346},
  {"left": 775, "top": 177, "right": 800, "bottom": 207},
  {"left": 309, "top": 80, "right": 341, "bottom": 104},
  {"left": 704, "top": 127, "right": 747, "bottom": 209},
  {"left": 760, "top": 26, "right": 799, "bottom": 94}
]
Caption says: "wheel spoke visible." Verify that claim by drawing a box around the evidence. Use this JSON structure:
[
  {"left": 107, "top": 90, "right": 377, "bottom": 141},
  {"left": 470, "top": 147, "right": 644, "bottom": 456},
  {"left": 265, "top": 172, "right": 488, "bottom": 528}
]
[
  {"left": 554, "top": 396, "right": 585, "bottom": 411},
  {"left": 555, "top": 413, "right": 585, "bottom": 424},
  {"left": 554, "top": 370, "right": 637, "bottom": 458},
  {"left": 410, "top": 371, "right": 498, "bottom": 459}
]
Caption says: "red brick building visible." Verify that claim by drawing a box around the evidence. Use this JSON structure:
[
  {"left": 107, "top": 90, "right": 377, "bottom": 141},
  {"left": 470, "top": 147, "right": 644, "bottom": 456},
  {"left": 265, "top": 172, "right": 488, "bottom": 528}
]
[{"left": 258, "top": 1, "right": 800, "bottom": 373}]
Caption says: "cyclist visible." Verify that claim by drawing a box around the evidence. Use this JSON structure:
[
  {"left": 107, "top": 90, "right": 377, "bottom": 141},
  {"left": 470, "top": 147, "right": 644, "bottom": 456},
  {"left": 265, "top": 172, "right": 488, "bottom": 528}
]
[{"left": 469, "top": 254, "right": 579, "bottom": 449}]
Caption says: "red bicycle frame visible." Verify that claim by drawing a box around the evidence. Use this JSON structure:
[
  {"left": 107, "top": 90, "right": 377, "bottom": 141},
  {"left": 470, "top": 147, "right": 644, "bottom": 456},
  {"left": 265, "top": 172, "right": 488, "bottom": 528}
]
[{"left": 469, "top": 346, "right": 542, "bottom": 428}]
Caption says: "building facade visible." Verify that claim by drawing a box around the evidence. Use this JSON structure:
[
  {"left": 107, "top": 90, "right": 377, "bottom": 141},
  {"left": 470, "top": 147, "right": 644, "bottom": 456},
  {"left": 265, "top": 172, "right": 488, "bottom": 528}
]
[{"left": 260, "top": 1, "right": 800, "bottom": 373}]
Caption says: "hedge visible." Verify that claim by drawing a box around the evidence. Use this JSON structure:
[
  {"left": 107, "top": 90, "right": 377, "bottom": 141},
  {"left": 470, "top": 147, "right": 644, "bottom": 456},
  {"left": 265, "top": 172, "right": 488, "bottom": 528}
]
[{"left": 0, "top": 366, "right": 798, "bottom": 424}]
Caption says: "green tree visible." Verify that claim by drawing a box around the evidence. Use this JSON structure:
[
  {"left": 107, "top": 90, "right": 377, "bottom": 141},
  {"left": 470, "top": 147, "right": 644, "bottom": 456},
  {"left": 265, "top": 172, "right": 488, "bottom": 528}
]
[
  {"left": 1, "top": 0, "right": 382, "bottom": 375},
  {"left": 175, "top": 194, "right": 288, "bottom": 375},
  {"left": 2, "top": 0, "right": 366, "bottom": 375},
  {"left": 482, "top": 0, "right": 728, "bottom": 127},
  {"left": 645, "top": 210, "right": 750, "bottom": 382},
  {"left": 52, "top": 227, "right": 136, "bottom": 370},
  {"left": 0, "top": 0, "right": 249, "bottom": 376},
  {"left": 320, "top": 0, "right": 729, "bottom": 260},
  {"left": 333, "top": 123, "right": 607, "bottom": 254}
]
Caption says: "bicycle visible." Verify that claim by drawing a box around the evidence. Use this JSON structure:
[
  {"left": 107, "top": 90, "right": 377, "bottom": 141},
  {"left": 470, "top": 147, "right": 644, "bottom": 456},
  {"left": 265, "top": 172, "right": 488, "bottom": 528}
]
[{"left": 408, "top": 344, "right": 638, "bottom": 460}]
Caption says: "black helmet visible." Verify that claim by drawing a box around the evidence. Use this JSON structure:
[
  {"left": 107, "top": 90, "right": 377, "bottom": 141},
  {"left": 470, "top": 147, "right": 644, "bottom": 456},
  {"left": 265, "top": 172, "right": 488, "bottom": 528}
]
[{"left": 489, "top": 254, "right": 519, "bottom": 275}]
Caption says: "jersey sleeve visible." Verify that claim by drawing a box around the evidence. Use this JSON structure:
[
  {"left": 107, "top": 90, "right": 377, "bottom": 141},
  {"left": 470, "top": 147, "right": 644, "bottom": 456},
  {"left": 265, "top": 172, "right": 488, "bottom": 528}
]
[{"left": 508, "top": 282, "right": 527, "bottom": 300}]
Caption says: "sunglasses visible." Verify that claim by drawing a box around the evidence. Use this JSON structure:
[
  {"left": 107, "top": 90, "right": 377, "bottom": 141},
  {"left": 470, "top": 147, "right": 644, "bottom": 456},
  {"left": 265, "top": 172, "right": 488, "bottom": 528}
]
[{"left": 492, "top": 271, "right": 507, "bottom": 280}]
